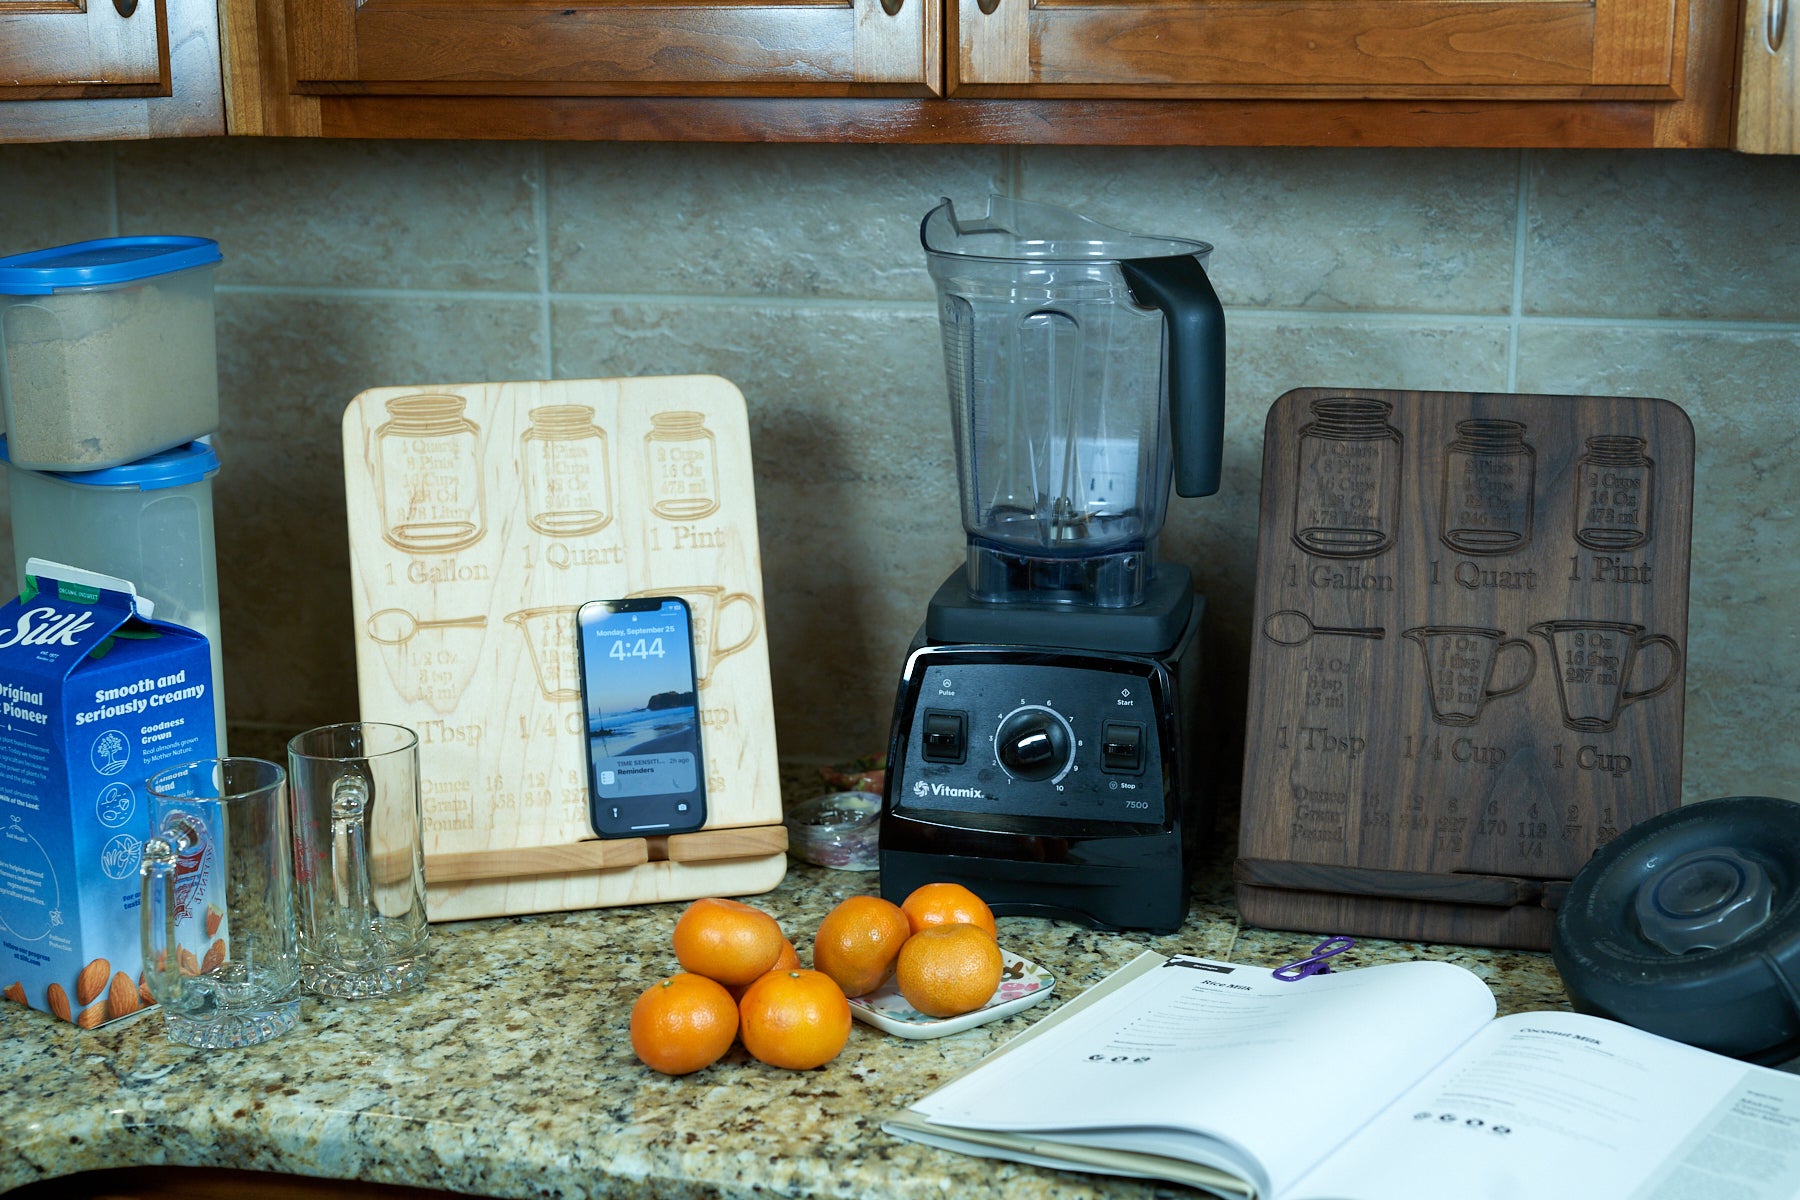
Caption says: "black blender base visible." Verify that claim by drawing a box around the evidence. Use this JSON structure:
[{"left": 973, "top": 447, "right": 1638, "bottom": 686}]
[{"left": 880, "top": 848, "right": 1188, "bottom": 935}]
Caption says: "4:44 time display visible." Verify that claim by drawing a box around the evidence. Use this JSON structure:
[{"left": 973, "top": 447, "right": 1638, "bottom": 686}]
[{"left": 610, "top": 637, "right": 666, "bottom": 660}]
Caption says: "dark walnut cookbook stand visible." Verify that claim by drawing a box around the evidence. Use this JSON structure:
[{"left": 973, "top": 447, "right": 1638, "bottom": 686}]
[{"left": 1236, "top": 388, "right": 1694, "bottom": 950}]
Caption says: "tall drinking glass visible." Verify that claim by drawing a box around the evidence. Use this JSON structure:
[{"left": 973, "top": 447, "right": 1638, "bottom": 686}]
[{"left": 288, "top": 722, "right": 430, "bottom": 997}]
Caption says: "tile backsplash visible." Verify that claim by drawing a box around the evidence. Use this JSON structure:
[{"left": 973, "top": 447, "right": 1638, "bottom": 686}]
[{"left": 0, "top": 138, "right": 1794, "bottom": 808}]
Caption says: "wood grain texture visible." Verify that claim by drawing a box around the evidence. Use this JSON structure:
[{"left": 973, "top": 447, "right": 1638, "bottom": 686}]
[
  {"left": 0, "top": 0, "right": 221, "bottom": 140},
  {"left": 0, "top": 0, "right": 165, "bottom": 93},
  {"left": 1236, "top": 389, "right": 1695, "bottom": 951},
  {"left": 1735, "top": 0, "right": 1799, "bottom": 151},
  {"left": 217, "top": 0, "right": 1737, "bottom": 142},
  {"left": 280, "top": 0, "right": 937, "bottom": 93},
  {"left": 341, "top": 377, "right": 784, "bottom": 920},
  {"left": 313, "top": 94, "right": 1692, "bottom": 144}
]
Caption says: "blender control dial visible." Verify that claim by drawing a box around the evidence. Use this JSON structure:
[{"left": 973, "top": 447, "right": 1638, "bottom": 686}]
[{"left": 994, "top": 705, "right": 1076, "bottom": 783}]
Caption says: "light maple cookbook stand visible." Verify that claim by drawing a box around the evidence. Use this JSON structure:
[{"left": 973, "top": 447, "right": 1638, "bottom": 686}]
[{"left": 342, "top": 375, "right": 786, "bottom": 921}]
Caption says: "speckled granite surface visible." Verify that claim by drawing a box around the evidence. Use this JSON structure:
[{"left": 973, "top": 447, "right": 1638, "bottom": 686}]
[{"left": 0, "top": 785, "right": 1572, "bottom": 1200}]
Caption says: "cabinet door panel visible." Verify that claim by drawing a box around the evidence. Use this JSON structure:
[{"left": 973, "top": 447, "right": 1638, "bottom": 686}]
[
  {"left": 0, "top": 0, "right": 167, "bottom": 96},
  {"left": 287, "top": 0, "right": 940, "bottom": 95},
  {"left": 954, "top": 0, "right": 1683, "bottom": 97}
]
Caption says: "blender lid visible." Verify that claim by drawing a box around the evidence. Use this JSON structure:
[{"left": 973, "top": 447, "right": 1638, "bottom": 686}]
[
  {"left": 0, "top": 236, "right": 223, "bottom": 295},
  {"left": 0, "top": 436, "right": 220, "bottom": 489},
  {"left": 921, "top": 195, "right": 1210, "bottom": 263}
]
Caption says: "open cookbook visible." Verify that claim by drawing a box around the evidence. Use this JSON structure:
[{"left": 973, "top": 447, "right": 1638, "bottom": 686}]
[{"left": 885, "top": 952, "right": 1800, "bottom": 1200}]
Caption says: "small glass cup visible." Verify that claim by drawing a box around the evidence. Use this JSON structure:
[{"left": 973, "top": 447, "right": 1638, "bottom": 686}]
[
  {"left": 288, "top": 722, "right": 430, "bottom": 998},
  {"left": 141, "top": 757, "right": 302, "bottom": 1048}
]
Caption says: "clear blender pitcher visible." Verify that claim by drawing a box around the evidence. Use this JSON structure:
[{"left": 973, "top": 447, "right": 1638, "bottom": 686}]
[{"left": 923, "top": 196, "right": 1225, "bottom": 608}]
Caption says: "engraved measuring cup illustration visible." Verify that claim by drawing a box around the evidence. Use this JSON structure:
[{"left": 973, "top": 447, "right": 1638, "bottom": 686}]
[
  {"left": 365, "top": 609, "right": 489, "bottom": 714},
  {"left": 1530, "top": 619, "right": 1682, "bottom": 733},
  {"left": 1403, "top": 625, "right": 1536, "bottom": 727},
  {"left": 520, "top": 404, "right": 612, "bottom": 537},
  {"left": 506, "top": 606, "right": 581, "bottom": 701},
  {"left": 374, "top": 394, "right": 486, "bottom": 553},
  {"left": 626, "top": 585, "right": 759, "bottom": 687},
  {"left": 1292, "top": 398, "right": 1403, "bottom": 559},
  {"left": 1440, "top": 419, "right": 1535, "bottom": 555},
  {"left": 644, "top": 411, "right": 720, "bottom": 520}
]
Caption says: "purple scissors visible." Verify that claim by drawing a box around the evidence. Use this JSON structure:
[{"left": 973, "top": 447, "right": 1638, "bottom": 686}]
[{"left": 1272, "top": 935, "right": 1355, "bottom": 981}]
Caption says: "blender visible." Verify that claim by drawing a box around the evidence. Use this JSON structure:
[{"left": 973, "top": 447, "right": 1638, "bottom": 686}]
[{"left": 879, "top": 196, "right": 1225, "bottom": 934}]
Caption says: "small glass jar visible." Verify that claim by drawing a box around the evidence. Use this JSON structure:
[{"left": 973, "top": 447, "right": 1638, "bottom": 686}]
[
  {"left": 1440, "top": 418, "right": 1535, "bottom": 555},
  {"left": 521, "top": 404, "right": 611, "bottom": 537},
  {"left": 1292, "top": 398, "right": 1403, "bottom": 558},
  {"left": 645, "top": 410, "right": 720, "bottom": 520},
  {"left": 1574, "top": 435, "right": 1654, "bottom": 551},
  {"left": 375, "top": 394, "right": 484, "bottom": 553}
]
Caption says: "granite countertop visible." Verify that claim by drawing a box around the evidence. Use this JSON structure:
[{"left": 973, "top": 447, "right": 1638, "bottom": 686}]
[{"left": 0, "top": 816, "right": 1571, "bottom": 1200}]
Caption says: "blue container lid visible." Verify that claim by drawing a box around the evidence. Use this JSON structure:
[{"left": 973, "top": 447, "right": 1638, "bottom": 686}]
[
  {"left": 0, "top": 236, "right": 222, "bottom": 296},
  {"left": 0, "top": 436, "right": 220, "bottom": 490}
]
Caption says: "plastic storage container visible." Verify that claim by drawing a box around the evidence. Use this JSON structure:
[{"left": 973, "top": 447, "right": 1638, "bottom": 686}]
[
  {"left": 0, "top": 437, "right": 228, "bottom": 750},
  {"left": 0, "top": 236, "right": 222, "bottom": 471}
]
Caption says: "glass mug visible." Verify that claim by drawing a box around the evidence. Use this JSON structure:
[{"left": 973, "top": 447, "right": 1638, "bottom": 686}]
[
  {"left": 140, "top": 757, "right": 302, "bottom": 1048},
  {"left": 288, "top": 722, "right": 430, "bottom": 998}
]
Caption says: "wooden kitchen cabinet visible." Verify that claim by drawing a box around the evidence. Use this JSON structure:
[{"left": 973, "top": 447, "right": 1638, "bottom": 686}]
[
  {"left": 953, "top": 0, "right": 1693, "bottom": 97},
  {"left": 228, "top": 0, "right": 1745, "bottom": 145},
  {"left": 1735, "top": 0, "right": 1800, "bottom": 150},
  {"left": 0, "top": 0, "right": 224, "bottom": 139}
]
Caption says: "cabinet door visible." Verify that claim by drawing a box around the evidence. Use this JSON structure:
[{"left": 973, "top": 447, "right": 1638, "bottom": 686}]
[
  {"left": 285, "top": 0, "right": 941, "bottom": 97},
  {"left": 954, "top": 0, "right": 1687, "bottom": 98},
  {"left": 0, "top": 0, "right": 166, "bottom": 97},
  {"left": 1735, "top": 0, "right": 1799, "bottom": 152}
]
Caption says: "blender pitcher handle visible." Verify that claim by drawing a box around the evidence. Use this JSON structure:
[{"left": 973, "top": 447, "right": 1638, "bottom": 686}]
[{"left": 1120, "top": 255, "right": 1226, "bottom": 499}]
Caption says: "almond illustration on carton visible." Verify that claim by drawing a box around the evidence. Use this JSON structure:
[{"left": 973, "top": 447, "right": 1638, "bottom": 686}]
[
  {"left": 202, "top": 938, "right": 226, "bottom": 974},
  {"left": 46, "top": 982, "right": 71, "bottom": 1022},
  {"left": 3, "top": 982, "right": 24, "bottom": 1005},
  {"left": 205, "top": 904, "right": 223, "bottom": 938},
  {"left": 137, "top": 973, "right": 154, "bottom": 1006},
  {"left": 107, "top": 971, "right": 140, "bottom": 1019},
  {"left": 76, "top": 1001, "right": 107, "bottom": 1029},
  {"left": 178, "top": 947, "right": 201, "bottom": 976},
  {"left": 76, "top": 957, "right": 110, "bottom": 1005}
]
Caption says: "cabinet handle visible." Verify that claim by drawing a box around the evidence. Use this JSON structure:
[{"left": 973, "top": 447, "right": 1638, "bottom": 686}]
[
  {"left": 113, "top": 0, "right": 138, "bottom": 14},
  {"left": 880, "top": 0, "right": 902, "bottom": 14},
  {"left": 1772, "top": 0, "right": 1788, "bottom": 52},
  {"left": 976, "top": 0, "right": 1000, "bottom": 13}
]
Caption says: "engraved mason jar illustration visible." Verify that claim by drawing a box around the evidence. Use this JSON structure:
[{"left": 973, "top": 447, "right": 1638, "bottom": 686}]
[
  {"left": 1292, "top": 398, "right": 1403, "bottom": 558},
  {"left": 375, "top": 394, "right": 484, "bottom": 553},
  {"left": 521, "top": 404, "right": 611, "bottom": 537},
  {"left": 1574, "top": 435, "right": 1654, "bottom": 551},
  {"left": 1440, "top": 419, "right": 1535, "bottom": 555},
  {"left": 645, "top": 411, "right": 720, "bottom": 520}
]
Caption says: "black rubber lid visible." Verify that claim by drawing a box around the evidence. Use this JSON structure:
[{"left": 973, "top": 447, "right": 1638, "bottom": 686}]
[{"left": 1553, "top": 795, "right": 1800, "bottom": 1064}]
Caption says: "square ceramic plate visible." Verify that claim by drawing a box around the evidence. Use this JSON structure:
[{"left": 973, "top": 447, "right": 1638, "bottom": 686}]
[{"left": 848, "top": 947, "right": 1055, "bottom": 1039}]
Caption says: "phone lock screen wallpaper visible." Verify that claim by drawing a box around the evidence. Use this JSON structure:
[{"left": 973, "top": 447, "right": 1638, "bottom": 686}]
[{"left": 579, "top": 601, "right": 702, "bottom": 814}]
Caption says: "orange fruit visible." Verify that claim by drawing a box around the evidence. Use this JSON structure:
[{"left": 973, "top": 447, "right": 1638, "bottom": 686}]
[
  {"left": 728, "top": 938, "right": 800, "bottom": 1002},
  {"left": 812, "top": 895, "right": 912, "bottom": 998},
  {"left": 738, "top": 969, "right": 852, "bottom": 1070},
  {"left": 894, "top": 923, "right": 1004, "bottom": 1018},
  {"left": 629, "top": 973, "right": 740, "bottom": 1076},
  {"left": 672, "top": 897, "right": 786, "bottom": 987},
  {"left": 900, "top": 882, "right": 998, "bottom": 940}
]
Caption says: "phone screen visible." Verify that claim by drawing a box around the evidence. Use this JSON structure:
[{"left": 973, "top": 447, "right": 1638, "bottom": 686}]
[{"left": 576, "top": 596, "right": 707, "bottom": 838}]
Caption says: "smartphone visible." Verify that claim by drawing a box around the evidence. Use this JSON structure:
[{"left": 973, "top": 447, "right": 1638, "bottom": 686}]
[{"left": 575, "top": 595, "right": 707, "bottom": 838}]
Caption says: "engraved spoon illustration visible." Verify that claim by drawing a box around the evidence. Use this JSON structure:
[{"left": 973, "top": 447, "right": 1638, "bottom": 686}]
[{"left": 1262, "top": 610, "right": 1385, "bottom": 647}]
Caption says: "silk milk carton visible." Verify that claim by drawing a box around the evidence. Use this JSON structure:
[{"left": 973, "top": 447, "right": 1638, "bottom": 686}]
[{"left": 0, "top": 569, "right": 217, "bottom": 1027}]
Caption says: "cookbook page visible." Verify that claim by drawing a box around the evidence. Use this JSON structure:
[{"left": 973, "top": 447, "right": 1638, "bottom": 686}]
[
  {"left": 1289, "top": 1011, "right": 1800, "bottom": 1200},
  {"left": 907, "top": 957, "right": 1496, "bottom": 1200}
]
